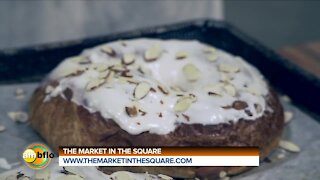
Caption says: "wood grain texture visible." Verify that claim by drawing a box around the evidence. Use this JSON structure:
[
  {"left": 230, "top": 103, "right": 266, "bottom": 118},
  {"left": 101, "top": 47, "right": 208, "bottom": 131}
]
[{"left": 279, "top": 42, "right": 320, "bottom": 77}]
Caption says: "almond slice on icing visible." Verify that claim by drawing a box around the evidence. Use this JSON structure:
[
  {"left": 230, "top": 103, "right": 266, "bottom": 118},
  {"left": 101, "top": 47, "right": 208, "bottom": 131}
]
[
  {"left": 246, "top": 86, "right": 261, "bottom": 96},
  {"left": 284, "top": 111, "right": 293, "bottom": 124},
  {"left": 157, "top": 84, "right": 169, "bottom": 95},
  {"left": 218, "top": 63, "right": 240, "bottom": 73},
  {"left": 137, "top": 65, "right": 152, "bottom": 75},
  {"left": 86, "top": 79, "right": 105, "bottom": 91},
  {"left": 91, "top": 63, "right": 108, "bottom": 72},
  {"left": 8, "top": 111, "right": 28, "bottom": 123},
  {"left": 101, "top": 46, "right": 116, "bottom": 56},
  {"left": 69, "top": 56, "right": 90, "bottom": 64},
  {"left": 175, "top": 51, "right": 188, "bottom": 60},
  {"left": 224, "top": 84, "right": 236, "bottom": 97},
  {"left": 144, "top": 46, "right": 162, "bottom": 62},
  {"left": 173, "top": 96, "right": 193, "bottom": 112},
  {"left": 182, "top": 64, "right": 201, "bottom": 82},
  {"left": 206, "top": 53, "right": 217, "bottom": 62},
  {"left": 204, "top": 84, "right": 223, "bottom": 96},
  {"left": 122, "top": 53, "right": 135, "bottom": 65},
  {"left": 219, "top": 72, "right": 232, "bottom": 82},
  {"left": 133, "top": 82, "right": 151, "bottom": 100},
  {"left": 98, "top": 70, "right": 109, "bottom": 79},
  {"left": 45, "top": 85, "right": 55, "bottom": 94},
  {"left": 61, "top": 67, "right": 84, "bottom": 77},
  {"left": 279, "top": 140, "right": 300, "bottom": 152},
  {"left": 204, "top": 47, "right": 216, "bottom": 54},
  {"left": 110, "top": 64, "right": 127, "bottom": 72},
  {"left": 125, "top": 105, "right": 138, "bottom": 117},
  {"left": 254, "top": 103, "right": 263, "bottom": 113}
]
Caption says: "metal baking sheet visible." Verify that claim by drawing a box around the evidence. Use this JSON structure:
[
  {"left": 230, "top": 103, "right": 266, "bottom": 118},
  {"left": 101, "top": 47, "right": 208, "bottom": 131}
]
[{"left": 0, "top": 83, "right": 319, "bottom": 179}]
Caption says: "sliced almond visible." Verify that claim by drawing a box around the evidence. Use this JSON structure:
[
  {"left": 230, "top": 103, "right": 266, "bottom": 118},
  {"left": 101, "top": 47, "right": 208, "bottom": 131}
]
[
  {"left": 106, "top": 71, "right": 115, "bottom": 83},
  {"left": 204, "top": 47, "right": 216, "bottom": 54},
  {"left": 157, "top": 84, "right": 169, "bottom": 95},
  {"left": 45, "top": 85, "right": 55, "bottom": 94},
  {"left": 277, "top": 153, "right": 285, "bottom": 160},
  {"left": 206, "top": 53, "right": 217, "bottom": 62},
  {"left": 175, "top": 51, "right": 188, "bottom": 60},
  {"left": 204, "top": 83, "right": 223, "bottom": 96},
  {"left": 86, "top": 79, "right": 105, "bottom": 91},
  {"left": 7, "top": 111, "right": 28, "bottom": 123},
  {"left": 188, "top": 93, "right": 197, "bottom": 102},
  {"left": 91, "top": 63, "right": 108, "bottom": 72},
  {"left": 0, "top": 158, "right": 11, "bottom": 170},
  {"left": 173, "top": 96, "right": 193, "bottom": 112},
  {"left": 246, "top": 86, "right": 261, "bottom": 96},
  {"left": 182, "top": 64, "right": 201, "bottom": 82},
  {"left": 137, "top": 65, "right": 152, "bottom": 75},
  {"left": 113, "top": 171, "right": 132, "bottom": 180},
  {"left": 122, "top": 53, "right": 135, "bottom": 65},
  {"left": 284, "top": 111, "right": 293, "bottom": 124},
  {"left": 232, "top": 100, "right": 248, "bottom": 110},
  {"left": 101, "top": 46, "right": 116, "bottom": 56},
  {"left": 224, "top": 84, "right": 236, "bottom": 97},
  {"left": 58, "top": 175, "right": 83, "bottom": 180},
  {"left": 15, "top": 88, "right": 25, "bottom": 100},
  {"left": 61, "top": 67, "right": 84, "bottom": 78},
  {"left": 144, "top": 46, "right": 162, "bottom": 62},
  {"left": 279, "top": 140, "right": 300, "bottom": 152},
  {"left": 157, "top": 174, "right": 173, "bottom": 180},
  {"left": 15, "top": 88, "right": 25, "bottom": 96},
  {"left": 133, "top": 82, "right": 151, "bottom": 100},
  {"left": 254, "top": 103, "right": 263, "bottom": 113},
  {"left": 121, "top": 71, "right": 134, "bottom": 78},
  {"left": 125, "top": 105, "right": 138, "bottom": 117},
  {"left": 219, "top": 171, "right": 227, "bottom": 178},
  {"left": 219, "top": 72, "right": 232, "bottom": 82},
  {"left": 218, "top": 63, "right": 240, "bottom": 73},
  {"left": 0, "top": 125, "right": 5, "bottom": 132},
  {"left": 282, "top": 95, "right": 291, "bottom": 102},
  {"left": 98, "top": 70, "right": 109, "bottom": 79},
  {"left": 63, "top": 167, "right": 86, "bottom": 178},
  {"left": 110, "top": 64, "right": 127, "bottom": 72},
  {"left": 35, "top": 169, "right": 50, "bottom": 180},
  {"left": 69, "top": 56, "right": 90, "bottom": 64}
]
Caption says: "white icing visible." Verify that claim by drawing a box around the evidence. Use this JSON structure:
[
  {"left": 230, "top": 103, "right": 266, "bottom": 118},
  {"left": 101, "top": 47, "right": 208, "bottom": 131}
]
[{"left": 46, "top": 38, "right": 269, "bottom": 135}]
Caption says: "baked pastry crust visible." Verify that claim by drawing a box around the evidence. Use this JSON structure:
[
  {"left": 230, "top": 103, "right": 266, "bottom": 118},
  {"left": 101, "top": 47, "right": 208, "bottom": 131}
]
[{"left": 31, "top": 82, "right": 283, "bottom": 179}]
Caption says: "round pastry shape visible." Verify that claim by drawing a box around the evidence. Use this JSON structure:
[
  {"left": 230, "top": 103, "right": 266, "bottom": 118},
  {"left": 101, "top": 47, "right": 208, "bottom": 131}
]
[{"left": 31, "top": 39, "right": 284, "bottom": 179}]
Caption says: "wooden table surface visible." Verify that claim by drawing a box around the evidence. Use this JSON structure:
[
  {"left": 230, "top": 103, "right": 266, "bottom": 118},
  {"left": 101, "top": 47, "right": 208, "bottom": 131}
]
[{"left": 279, "top": 41, "right": 320, "bottom": 77}]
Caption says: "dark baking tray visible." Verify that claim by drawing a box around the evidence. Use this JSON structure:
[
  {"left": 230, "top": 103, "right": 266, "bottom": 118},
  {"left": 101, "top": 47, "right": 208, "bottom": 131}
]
[{"left": 0, "top": 19, "right": 319, "bottom": 117}]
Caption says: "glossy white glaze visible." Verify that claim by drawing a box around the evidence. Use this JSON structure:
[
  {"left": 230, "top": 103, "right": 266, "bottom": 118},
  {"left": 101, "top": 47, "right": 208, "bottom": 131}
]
[{"left": 45, "top": 39, "right": 269, "bottom": 135}]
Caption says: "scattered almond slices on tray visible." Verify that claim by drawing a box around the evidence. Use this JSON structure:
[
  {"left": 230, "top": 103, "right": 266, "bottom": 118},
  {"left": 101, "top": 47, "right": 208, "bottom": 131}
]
[
  {"left": 15, "top": 87, "right": 25, "bottom": 100},
  {"left": 7, "top": 111, "right": 28, "bottom": 123},
  {"left": 284, "top": 111, "right": 293, "bottom": 124},
  {"left": 0, "top": 158, "right": 11, "bottom": 170},
  {"left": 279, "top": 140, "right": 300, "bottom": 153}
]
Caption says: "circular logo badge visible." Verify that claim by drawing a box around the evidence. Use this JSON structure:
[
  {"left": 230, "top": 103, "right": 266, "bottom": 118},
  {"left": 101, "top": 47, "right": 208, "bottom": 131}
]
[{"left": 22, "top": 143, "right": 54, "bottom": 169}]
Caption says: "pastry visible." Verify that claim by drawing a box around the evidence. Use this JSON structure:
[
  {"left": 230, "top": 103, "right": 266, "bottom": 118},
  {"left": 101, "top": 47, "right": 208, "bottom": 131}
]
[{"left": 30, "top": 39, "right": 284, "bottom": 179}]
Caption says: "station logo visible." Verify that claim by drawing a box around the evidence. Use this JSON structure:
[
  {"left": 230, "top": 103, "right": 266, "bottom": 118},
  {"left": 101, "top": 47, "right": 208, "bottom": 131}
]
[{"left": 22, "top": 143, "right": 54, "bottom": 169}]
